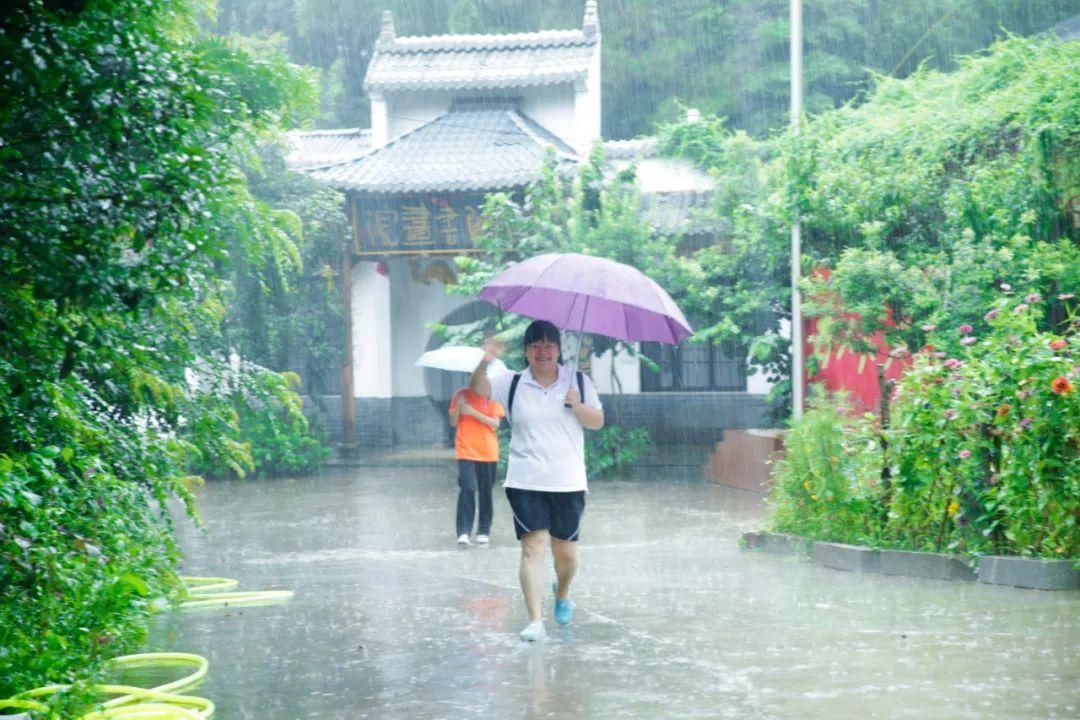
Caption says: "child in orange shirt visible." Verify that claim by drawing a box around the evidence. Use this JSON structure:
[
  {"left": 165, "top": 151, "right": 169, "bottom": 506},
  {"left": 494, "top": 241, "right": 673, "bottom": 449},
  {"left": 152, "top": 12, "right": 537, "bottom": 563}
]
[{"left": 449, "top": 387, "right": 505, "bottom": 546}]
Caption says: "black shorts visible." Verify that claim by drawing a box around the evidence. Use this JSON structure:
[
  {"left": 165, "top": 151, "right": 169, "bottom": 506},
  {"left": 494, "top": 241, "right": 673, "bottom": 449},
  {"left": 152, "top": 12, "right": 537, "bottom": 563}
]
[{"left": 505, "top": 488, "right": 586, "bottom": 541}]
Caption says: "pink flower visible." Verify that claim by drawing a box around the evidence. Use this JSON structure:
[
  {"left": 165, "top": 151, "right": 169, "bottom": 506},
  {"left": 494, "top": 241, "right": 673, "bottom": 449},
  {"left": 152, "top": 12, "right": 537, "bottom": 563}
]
[
  {"left": 921, "top": 323, "right": 937, "bottom": 332},
  {"left": 1058, "top": 293, "right": 1074, "bottom": 300},
  {"left": 943, "top": 358, "right": 963, "bottom": 369},
  {"left": 1019, "top": 417, "right": 1033, "bottom": 429},
  {"left": 1025, "top": 293, "right": 1042, "bottom": 303},
  {"left": 1000, "top": 283, "right": 1013, "bottom": 291},
  {"left": 984, "top": 309, "right": 999, "bottom": 321},
  {"left": 942, "top": 409, "right": 956, "bottom": 420},
  {"left": 1015, "top": 304, "right": 1029, "bottom": 313},
  {"left": 960, "top": 336, "right": 977, "bottom": 346},
  {"left": 958, "top": 449, "right": 972, "bottom": 459},
  {"left": 958, "top": 324, "right": 974, "bottom": 335},
  {"left": 1050, "top": 339, "right": 1068, "bottom": 351}
]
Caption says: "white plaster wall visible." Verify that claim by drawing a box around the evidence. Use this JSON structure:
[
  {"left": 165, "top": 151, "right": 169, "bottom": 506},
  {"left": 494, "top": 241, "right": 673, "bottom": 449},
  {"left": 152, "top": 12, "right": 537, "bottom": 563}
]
[
  {"left": 370, "top": 92, "right": 389, "bottom": 147},
  {"left": 387, "top": 91, "right": 454, "bottom": 139},
  {"left": 385, "top": 257, "right": 469, "bottom": 397},
  {"left": 571, "top": 42, "right": 602, "bottom": 155},
  {"left": 635, "top": 157, "right": 714, "bottom": 192},
  {"left": 352, "top": 261, "right": 392, "bottom": 397},
  {"left": 745, "top": 363, "right": 773, "bottom": 395},
  {"left": 746, "top": 317, "right": 788, "bottom": 395},
  {"left": 589, "top": 346, "right": 641, "bottom": 394},
  {"left": 520, "top": 85, "right": 580, "bottom": 152}
]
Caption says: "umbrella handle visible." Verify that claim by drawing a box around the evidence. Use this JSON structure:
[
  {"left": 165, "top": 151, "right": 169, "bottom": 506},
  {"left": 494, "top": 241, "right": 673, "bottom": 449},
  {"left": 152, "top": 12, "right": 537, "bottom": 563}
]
[{"left": 563, "top": 331, "right": 582, "bottom": 409}]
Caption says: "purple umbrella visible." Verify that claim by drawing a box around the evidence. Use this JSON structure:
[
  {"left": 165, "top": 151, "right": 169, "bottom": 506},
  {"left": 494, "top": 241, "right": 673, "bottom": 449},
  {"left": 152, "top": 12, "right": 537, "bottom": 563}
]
[{"left": 478, "top": 252, "right": 692, "bottom": 344}]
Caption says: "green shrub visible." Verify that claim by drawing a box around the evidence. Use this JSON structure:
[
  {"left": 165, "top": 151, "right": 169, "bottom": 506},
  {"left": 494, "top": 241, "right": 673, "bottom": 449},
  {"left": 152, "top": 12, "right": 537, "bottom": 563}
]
[
  {"left": 188, "top": 365, "right": 329, "bottom": 479},
  {"left": 586, "top": 426, "right": 653, "bottom": 480},
  {"left": 888, "top": 293, "right": 1079, "bottom": 558},
  {"left": 768, "top": 391, "right": 885, "bottom": 544},
  {"left": 770, "top": 292, "right": 1079, "bottom": 562}
]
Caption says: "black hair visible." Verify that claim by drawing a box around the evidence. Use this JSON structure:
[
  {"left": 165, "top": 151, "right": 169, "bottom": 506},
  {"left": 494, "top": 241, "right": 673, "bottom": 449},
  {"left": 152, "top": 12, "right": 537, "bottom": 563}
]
[{"left": 523, "top": 319, "right": 561, "bottom": 348}]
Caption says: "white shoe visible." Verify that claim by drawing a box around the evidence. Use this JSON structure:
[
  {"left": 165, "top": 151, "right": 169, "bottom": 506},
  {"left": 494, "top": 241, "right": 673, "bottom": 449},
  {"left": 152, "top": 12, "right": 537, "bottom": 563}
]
[
  {"left": 457, "top": 534, "right": 471, "bottom": 546},
  {"left": 519, "top": 620, "right": 546, "bottom": 642},
  {"left": 475, "top": 534, "right": 490, "bottom": 544}
]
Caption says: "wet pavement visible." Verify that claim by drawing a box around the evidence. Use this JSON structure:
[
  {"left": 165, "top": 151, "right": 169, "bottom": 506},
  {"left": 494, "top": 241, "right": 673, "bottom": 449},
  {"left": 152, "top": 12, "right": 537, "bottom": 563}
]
[{"left": 150, "top": 460, "right": 1080, "bottom": 719}]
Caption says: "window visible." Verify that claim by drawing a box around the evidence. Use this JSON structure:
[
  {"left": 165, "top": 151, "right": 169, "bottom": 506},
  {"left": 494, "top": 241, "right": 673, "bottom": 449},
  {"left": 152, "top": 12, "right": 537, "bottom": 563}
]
[{"left": 640, "top": 339, "right": 746, "bottom": 391}]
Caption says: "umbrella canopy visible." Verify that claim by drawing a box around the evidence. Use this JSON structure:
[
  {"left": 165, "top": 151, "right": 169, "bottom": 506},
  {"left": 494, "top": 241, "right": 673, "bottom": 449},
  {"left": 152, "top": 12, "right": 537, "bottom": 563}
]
[
  {"left": 416, "top": 346, "right": 508, "bottom": 376},
  {"left": 478, "top": 253, "right": 692, "bottom": 344}
]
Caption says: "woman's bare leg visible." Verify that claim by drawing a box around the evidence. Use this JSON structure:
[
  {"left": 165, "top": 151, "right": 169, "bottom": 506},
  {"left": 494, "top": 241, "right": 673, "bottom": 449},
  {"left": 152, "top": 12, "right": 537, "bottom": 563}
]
[{"left": 519, "top": 530, "right": 550, "bottom": 620}]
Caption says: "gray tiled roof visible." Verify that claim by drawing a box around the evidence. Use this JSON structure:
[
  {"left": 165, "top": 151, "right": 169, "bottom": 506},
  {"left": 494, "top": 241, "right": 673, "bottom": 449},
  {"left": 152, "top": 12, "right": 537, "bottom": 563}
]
[
  {"left": 640, "top": 190, "right": 721, "bottom": 237},
  {"left": 285, "top": 128, "right": 372, "bottom": 170},
  {"left": 603, "top": 137, "right": 659, "bottom": 160},
  {"left": 603, "top": 137, "right": 718, "bottom": 236},
  {"left": 1052, "top": 15, "right": 1080, "bottom": 41},
  {"left": 365, "top": 29, "right": 598, "bottom": 91},
  {"left": 307, "top": 109, "right": 578, "bottom": 194}
]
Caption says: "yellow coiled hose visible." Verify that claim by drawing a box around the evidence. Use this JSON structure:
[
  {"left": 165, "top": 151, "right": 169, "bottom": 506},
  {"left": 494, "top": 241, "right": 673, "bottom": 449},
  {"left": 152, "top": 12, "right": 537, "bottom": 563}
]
[
  {"left": 0, "top": 653, "right": 211, "bottom": 719},
  {"left": 0, "top": 577, "right": 292, "bottom": 718}
]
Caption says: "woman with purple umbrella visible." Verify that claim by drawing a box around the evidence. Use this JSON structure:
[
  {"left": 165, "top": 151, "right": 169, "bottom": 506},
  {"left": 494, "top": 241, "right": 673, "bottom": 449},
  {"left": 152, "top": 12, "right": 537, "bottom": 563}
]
[{"left": 469, "top": 320, "right": 604, "bottom": 642}]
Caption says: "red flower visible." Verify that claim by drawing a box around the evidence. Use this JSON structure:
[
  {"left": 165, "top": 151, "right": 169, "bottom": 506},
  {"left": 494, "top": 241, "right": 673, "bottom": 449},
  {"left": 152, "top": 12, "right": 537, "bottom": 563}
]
[
  {"left": 1051, "top": 376, "right": 1074, "bottom": 395},
  {"left": 1050, "top": 340, "right": 1068, "bottom": 351}
]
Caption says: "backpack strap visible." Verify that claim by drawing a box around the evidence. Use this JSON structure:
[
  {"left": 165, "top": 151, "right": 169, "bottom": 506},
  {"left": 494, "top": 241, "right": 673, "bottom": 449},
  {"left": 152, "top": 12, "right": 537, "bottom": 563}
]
[
  {"left": 507, "top": 373, "right": 522, "bottom": 422},
  {"left": 576, "top": 371, "right": 584, "bottom": 404}
]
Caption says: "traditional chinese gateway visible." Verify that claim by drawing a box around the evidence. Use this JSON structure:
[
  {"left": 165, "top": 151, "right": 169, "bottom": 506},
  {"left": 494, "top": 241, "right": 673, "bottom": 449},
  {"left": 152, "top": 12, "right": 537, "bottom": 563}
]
[{"left": 287, "top": 2, "right": 776, "bottom": 450}]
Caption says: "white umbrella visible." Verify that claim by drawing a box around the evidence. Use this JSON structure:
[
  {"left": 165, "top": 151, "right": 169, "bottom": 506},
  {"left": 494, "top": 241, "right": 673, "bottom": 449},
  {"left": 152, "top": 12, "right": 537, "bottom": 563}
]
[{"left": 416, "top": 346, "right": 508, "bottom": 377}]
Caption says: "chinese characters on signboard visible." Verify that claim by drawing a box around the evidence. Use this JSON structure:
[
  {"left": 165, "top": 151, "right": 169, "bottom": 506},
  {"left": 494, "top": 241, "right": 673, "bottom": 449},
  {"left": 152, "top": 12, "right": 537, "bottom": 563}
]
[{"left": 353, "top": 195, "right": 485, "bottom": 254}]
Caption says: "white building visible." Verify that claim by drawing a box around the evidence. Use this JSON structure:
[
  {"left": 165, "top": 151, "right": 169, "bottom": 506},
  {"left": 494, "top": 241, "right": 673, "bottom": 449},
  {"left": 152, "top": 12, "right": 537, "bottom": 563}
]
[{"left": 289, "top": 2, "right": 774, "bottom": 448}]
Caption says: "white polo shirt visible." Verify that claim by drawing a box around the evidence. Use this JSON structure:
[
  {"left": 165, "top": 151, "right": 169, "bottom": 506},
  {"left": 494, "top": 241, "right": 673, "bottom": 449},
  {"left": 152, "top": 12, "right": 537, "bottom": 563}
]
[{"left": 490, "top": 364, "right": 603, "bottom": 492}]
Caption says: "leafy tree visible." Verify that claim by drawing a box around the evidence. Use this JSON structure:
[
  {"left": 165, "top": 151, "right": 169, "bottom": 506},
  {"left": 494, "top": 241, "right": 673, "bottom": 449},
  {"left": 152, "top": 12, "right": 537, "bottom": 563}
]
[
  {"left": 0, "top": 0, "right": 317, "bottom": 700},
  {"left": 658, "top": 35, "right": 1079, "bottom": 408}
]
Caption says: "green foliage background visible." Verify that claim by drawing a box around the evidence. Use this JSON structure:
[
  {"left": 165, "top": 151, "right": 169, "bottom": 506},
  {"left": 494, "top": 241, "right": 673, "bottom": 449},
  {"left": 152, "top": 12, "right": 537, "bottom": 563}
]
[
  {"left": 0, "top": 0, "right": 324, "bottom": 702},
  {"left": 214, "top": 0, "right": 1078, "bottom": 138},
  {"left": 661, "top": 35, "right": 1080, "bottom": 406}
]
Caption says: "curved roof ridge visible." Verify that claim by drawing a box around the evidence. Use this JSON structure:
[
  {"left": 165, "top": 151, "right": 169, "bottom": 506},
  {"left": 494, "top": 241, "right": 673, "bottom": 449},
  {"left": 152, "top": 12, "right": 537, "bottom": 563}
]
[{"left": 387, "top": 28, "right": 593, "bottom": 53}]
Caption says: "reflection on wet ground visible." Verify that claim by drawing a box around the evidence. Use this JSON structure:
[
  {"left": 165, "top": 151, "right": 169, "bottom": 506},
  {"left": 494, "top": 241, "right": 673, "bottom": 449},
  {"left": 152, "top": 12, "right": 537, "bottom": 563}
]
[{"left": 149, "top": 461, "right": 1080, "bottom": 719}]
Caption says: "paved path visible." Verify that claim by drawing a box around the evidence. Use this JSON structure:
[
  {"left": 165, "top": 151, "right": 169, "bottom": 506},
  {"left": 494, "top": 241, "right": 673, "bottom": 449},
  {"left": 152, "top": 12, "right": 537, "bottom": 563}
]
[{"left": 151, "top": 464, "right": 1080, "bottom": 719}]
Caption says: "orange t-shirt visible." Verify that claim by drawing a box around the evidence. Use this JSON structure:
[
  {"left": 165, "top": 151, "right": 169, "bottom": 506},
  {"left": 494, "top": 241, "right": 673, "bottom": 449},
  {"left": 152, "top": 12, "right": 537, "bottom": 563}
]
[{"left": 449, "top": 389, "right": 504, "bottom": 462}]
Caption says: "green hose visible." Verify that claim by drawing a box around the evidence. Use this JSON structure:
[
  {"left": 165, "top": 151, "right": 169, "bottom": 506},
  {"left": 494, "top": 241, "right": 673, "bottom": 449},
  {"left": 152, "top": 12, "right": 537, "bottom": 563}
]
[
  {"left": 0, "top": 577, "right": 292, "bottom": 718},
  {"left": 178, "top": 575, "right": 294, "bottom": 609},
  {"left": 0, "top": 653, "right": 212, "bottom": 719}
]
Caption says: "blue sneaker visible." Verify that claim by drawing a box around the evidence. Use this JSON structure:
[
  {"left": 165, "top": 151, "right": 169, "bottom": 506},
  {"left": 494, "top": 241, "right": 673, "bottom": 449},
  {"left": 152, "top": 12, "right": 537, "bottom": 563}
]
[{"left": 552, "top": 582, "right": 574, "bottom": 625}]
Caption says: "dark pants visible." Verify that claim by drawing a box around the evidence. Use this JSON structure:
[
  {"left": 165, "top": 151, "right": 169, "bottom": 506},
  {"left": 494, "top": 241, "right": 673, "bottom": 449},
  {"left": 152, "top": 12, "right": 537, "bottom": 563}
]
[{"left": 457, "top": 460, "right": 497, "bottom": 537}]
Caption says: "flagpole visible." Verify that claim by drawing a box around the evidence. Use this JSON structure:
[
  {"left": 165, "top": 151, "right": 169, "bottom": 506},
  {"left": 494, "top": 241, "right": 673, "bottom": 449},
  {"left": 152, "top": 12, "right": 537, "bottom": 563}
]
[{"left": 790, "top": 0, "right": 805, "bottom": 420}]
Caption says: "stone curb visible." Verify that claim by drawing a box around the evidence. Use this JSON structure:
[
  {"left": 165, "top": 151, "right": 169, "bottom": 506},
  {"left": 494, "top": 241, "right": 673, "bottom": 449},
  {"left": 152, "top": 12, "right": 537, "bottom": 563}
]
[
  {"left": 978, "top": 555, "right": 1080, "bottom": 591},
  {"left": 741, "top": 533, "right": 1078, "bottom": 590},
  {"left": 740, "top": 531, "right": 811, "bottom": 556},
  {"left": 811, "top": 541, "right": 881, "bottom": 573},
  {"left": 878, "top": 549, "right": 976, "bottom": 582}
]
